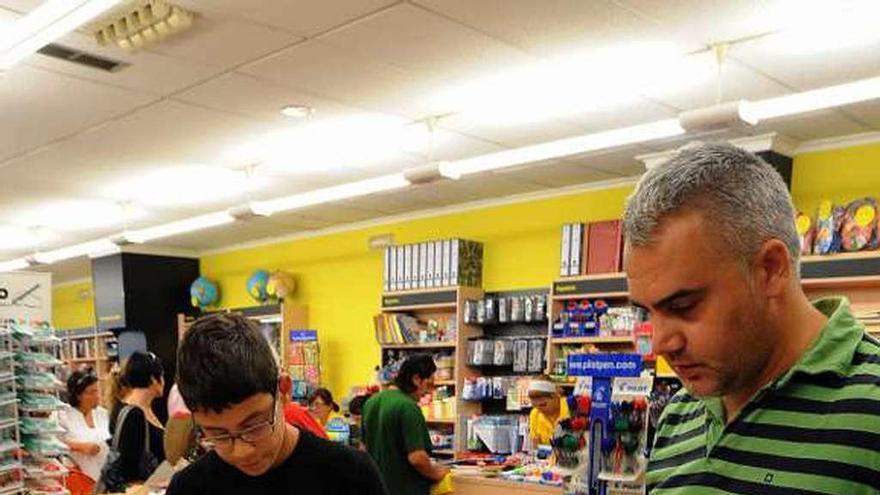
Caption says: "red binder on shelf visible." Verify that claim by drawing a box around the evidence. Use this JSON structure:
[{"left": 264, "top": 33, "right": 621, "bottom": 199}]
[{"left": 587, "top": 220, "right": 623, "bottom": 274}]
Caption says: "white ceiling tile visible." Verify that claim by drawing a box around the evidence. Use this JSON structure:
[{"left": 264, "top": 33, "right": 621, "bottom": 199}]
[
  {"left": 753, "top": 110, "right": 870, "bottom": 141},
  {"left": 613, "top": 0, "right": 786, "bottom": 50},
  {"left": 0, "top": 65, "right": 155, "bottom": 163},
  {"left": 321, "top": 3, "right": 530, "bottom": 80},
  {"left": 240, "top": 39, "right": 425, "bottom": 115},
  {"left": 267, "top": 213, "right": 334, "bottom": 231},
  {"left": 440, "top": 114, "right": 584, "bottom": 149},
  {"left": 24, "top": 31, "right": 220, "bottom": 96},
  {"left": 147, "top": 15, "right": 302, "bottom": 68},
  {"left": 294, "top": 203, "right": 387, "bottom": 225},
  {"left": 413, "top": 0, "right": 653, "bottom": 54},
  {"left": 337, "top": 192, "right": 435, "bottom": 216},
  {"left": 154, "top": 218, "right": 291, "bottom": 251},
  {"left": 176, "top": 0, "right": 398, "bottom": 37},
  {"left": 562, "top": 98, "right": 677, "bottom": 132},
  {"left": 563, "top": 146, "right": 655, "bottom": 177},
  {"left": 497, "top": 161, "right": 619, "bottom": 188},
  {"left": 841, "top": 101, "right": 880, "bottom": 130},
  {"left": 733, "top": 37, "right": 880, "bottom": 91},
  {"left": 176, "top": 72, "right": 362, "bottom": 123},
  {"left": 647, "top": 57, "right": 790, "bottom": 112}
]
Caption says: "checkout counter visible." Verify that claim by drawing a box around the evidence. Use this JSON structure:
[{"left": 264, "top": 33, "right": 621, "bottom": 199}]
[{"left": 453, "top": 474, "right": 564, "bottom": 495}]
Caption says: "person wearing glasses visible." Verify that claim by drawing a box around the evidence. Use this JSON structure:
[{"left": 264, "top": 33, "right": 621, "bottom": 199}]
[
  {"left": 166, "top": 313, "right": 388, "bottom": 494},
  {"left": 60, "top": 370, "right": 111, "bottom": 495},
  {"left": 307, "top": 388, "right": 341, "bottom": 429}
]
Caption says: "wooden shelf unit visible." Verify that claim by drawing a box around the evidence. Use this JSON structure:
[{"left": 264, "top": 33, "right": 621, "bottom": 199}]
[
  {"left": 178, "top": 302, "right": 308, "bottom": 369},
  {"left": 59, "top": 328, "right": 119, "bottom": 409},
  {"left": 379, "top": 286, "right": 484, "bottom": 456}
]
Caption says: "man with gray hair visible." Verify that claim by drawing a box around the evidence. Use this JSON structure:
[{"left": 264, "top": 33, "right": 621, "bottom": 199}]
[{"left": 625, "top": 143, "right": 880, "bottom": 494}]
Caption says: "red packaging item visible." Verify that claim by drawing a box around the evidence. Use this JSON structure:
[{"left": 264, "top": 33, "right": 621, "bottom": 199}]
[{"left": 587, "top": 220, "right": 623, "bottom": 274}]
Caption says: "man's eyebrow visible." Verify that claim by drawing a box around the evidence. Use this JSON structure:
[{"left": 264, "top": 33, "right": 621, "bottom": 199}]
[
  {"left": 630, "top": 288, "right": 706, "bottom": 312},
  {"left": 201, "top": 410, "right": 269, "bottom": 434}
]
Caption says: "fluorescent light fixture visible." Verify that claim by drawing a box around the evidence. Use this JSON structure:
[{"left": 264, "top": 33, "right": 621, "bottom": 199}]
[
  {"left": 15, "top": 200, "right": 128, "bottom": 232},
  {"left": 438, "top": 119, "right": 685, "bottom": 179},
  {"left": 280, "top": 105, "right": 314, "bottom": 118},
  {"left": 103, "top": 166, "right": 264, "bottom": 207},
  {"left": 227, "top": 115, "right": 429, "bottom": 175},
  {"left": 32, "top": 238, "right": 118, "bottom": 264},
  {"left": 749, "top": 76, "right": 880, "bottom": 121},
  {"left": 0, "top": 258, "right": 30, "bottom": 272},
  {"left": 123, "top": 212, "right": 235, "bottom": 243},
  {"left": 0, "top": 226, "right": 40, "bottom": 250},
  {"left": 0, "top": 0, "right": 123, "bottom": 69},
  {"left": 434, "top": 43, "right": 713, "bottom": 125},
  {"left": 251, "top": 173, "right": 410, "bottom": 215}
]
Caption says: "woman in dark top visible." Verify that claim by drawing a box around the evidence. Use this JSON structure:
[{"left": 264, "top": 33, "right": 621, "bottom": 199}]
[{"left": 109, "top": 351, "right": 166, "bottom": 484}]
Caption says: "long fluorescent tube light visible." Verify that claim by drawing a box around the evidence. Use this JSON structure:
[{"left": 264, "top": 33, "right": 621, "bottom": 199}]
[
  {"left": 0, "top": 0, "right": 123, "bottom": 69},
  {"left": 0, "top": 258, "right": 30, "bottom": 272},
  {"left": 32, "top": 238, "right": 119, "bottom": 264},
  {"left": 438, "top": 119, "right": 685, "bottom": 179},
  {"left": 749, "top": 75, "right": 880, "bottom": 121},
  {"left": 123, "top": 212, "right": 235, "bottom": 243},
  {"left": 251, "top": 173, "right": 410, "bottom": 215}
]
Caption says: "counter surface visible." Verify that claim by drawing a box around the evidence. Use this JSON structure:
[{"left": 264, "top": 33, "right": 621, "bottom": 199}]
[{"left": 452, "top": 474, "right": 564, "bottom": 495}]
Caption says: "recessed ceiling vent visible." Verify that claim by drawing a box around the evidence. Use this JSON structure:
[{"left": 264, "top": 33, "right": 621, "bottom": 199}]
[{"left": 37, "top": 43, "right": 128, "bottom": 72}]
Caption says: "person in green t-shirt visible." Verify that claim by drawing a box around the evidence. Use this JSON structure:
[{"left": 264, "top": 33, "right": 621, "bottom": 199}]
[{"left": 363, "top": 354, "right": 449, "bottom": 495}]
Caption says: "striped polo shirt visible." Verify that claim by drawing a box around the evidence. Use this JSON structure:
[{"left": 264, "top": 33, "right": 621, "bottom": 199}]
[{"left": 647, "top": 297, "right": 880, "bottom": 494}]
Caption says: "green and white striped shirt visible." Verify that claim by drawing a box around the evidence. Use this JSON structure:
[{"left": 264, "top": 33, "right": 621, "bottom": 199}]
[{"left": 647, "top": 297, "right": 880, "bottom": 494}]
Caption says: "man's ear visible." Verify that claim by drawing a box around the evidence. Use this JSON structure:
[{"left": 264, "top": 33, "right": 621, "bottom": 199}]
[{"left": 752, "top": 239, "right": 793, "bottom": 298}]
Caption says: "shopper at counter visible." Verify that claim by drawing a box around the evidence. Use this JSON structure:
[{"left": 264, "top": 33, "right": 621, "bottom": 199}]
[
  {"left": 363, "top": 354, "right": 449, "bottom": 495},
  {"left": 527, "top": 378, "right": 569, "bottom": 448},
  {"left": 166, "top": 313, "right": 387, "bottom": 495},
  {"left": 624, "top": 143, "right": 880, "bottom": 493},
  {"left": 59, "top": 370, "right": 110, "bottom": 495},
  {"left": 308, "top": 387, "right": 341, "bottom": 428}
]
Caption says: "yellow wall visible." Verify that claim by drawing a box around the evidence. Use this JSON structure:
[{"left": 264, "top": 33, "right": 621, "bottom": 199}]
[
  {"left": 200, "top": 184, "right": 633, "bottom": 399},
  {"left": 52, "top": 281, "right": 95, "bottom": 330},
  {"left": 791, "top": 142, "right": 880, "bottom": 215},
  {"left": 51, "top": 140, "right": 880, "bottom": 399}
]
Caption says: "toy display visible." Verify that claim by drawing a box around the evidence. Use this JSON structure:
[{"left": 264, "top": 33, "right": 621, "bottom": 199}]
[
  {"left": 795, "top": 211, "right": 814, "bottom": 255},
  {"left": 840, "top": 197, "right": 879, "bottom": 252},
  {"left": 287, "top": 330, "right": 321, "bottom": 401},
  {"left": 267, "top": 270, "right": 297, "bottom": 300},
  {"left": 813, "top": 200, "right": 844, "bottom": 255},
  {"left": 189, "top": 276, "right": 220, "bottom": 309},
  {"left": 246, "top": 269, "right": 272, "bottom": 304},
  {"left": 553, "top": 300, "right": 623, "bottom": 338}
]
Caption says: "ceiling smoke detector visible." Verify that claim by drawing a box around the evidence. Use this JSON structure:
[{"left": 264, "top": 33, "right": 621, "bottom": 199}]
[{"left": 93, "top": 0, "right": 194, "bottom": 52}]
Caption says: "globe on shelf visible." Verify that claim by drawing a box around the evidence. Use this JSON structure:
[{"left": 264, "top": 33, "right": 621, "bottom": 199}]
[
  {"left": 247, "top": 269, "right": 271, "bottom": 304},
  {"left": 190, "top": 276, "right": 219, "bottom": 309}
]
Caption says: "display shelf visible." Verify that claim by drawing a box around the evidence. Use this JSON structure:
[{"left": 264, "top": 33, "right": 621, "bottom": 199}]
[
  {"left": 0, "top": 484, "right": 24, "bottom": 495},
  {"left": 0, "top": 420, "right": 15, "bottom": 430},
  {"left": 425, "top": 418, "right": 456, "bottom": 425},
  {"left": 550, "top": 336, "right": 634, "bottom": 345},
  {"left": 436, "top": 380, "right": 456, "bottom": 387},
  {"left": 432, "top": 449, "right": 455, "bottom": 456},
  {"left": 380, "top": 342, "right": 456, "bottom": 350}
]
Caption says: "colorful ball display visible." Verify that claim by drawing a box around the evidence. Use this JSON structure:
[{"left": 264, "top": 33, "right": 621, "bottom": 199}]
[
  {"left": 247, "top": 269, "right": 271, "bottom": 303},
  {"left": 190, "top": 276, "right": 219, "bottom": 309},
  {"left": 267, "top": 270, "right": 296, "bottom": 300}
]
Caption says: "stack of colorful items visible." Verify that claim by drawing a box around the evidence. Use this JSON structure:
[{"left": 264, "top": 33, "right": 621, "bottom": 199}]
[
  {"left": 287, "top": 330, "right": 320, "bottom": 400},
  {"left": 374, "top": 313, "right": 455, "bottom": 345}
]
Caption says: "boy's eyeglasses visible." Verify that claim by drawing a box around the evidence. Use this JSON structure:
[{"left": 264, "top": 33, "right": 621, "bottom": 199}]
[{"left": 196, "top": 394, "right": 279, "bottom": 451}]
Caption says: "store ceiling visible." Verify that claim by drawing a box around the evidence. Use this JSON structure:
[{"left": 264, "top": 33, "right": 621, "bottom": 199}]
[{"left": 2, "top": 0, "right": 880, "bottom": 283}]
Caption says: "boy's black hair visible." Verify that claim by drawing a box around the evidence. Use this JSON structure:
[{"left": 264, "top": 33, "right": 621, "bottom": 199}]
[
  {"left": 177, "top": 313, "right": 278, "bottom": 413},
  {"left": 66, "top": 370, "right": 98, "bottom": 408},
  {"left": 393, "top": 354, "right": 437, "bottom": 394},
  {"left": 121, "top": 350, "right": 164, "bottom": 388},
  {"left": 348, "top": 393, "right": 373, "bottom": 416}
]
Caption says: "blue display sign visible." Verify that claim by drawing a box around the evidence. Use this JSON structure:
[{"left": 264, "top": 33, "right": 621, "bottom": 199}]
[
  {"left": 567, "top": 353, "right": 642, "bottom": 378},
  {"left": 289, "top": 329, "right": 318, "bottom": 342}
]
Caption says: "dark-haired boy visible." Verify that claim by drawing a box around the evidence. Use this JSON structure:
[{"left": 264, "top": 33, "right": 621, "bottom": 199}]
[
  {"left": 363, "top": 354, "right": 449, "bottom": 495},
  {"left": 166, "top": 313, "right": 388, "bottom": 495}
]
